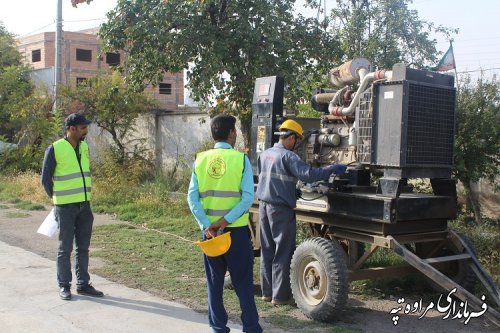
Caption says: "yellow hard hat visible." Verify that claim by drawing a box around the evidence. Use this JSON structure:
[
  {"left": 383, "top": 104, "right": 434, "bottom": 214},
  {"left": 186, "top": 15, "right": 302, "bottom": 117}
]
[
  {"left": 279, "top": 119, "right": 304, "bottom": 140},
  {"left": 194, "top": 231, "right": 231, "bottom": 257}
]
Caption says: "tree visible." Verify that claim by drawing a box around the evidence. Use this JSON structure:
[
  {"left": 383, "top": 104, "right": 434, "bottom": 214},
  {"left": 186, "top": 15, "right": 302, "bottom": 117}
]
[
  {"left": 0, "top": 23, "right": 21, "bottom": 68},
  {"left": 97, "top": 0, "right": 341, "bottom": 151},
  {"left": 0, "top": 23, "right": 57, "bottom": 172},
  {"left": 0, "top": 65, "right": 35, "bottom": 141},
  {"left": 0, "top": 87, "right": 57, "bottom": 173},
  {"left": 305, "top": 0, "right": 457, "bottom": 69},
  {"left": 0, "top": 23, "right": 35, "bottom": 143},
  {"left": 454, "top": 74, "right": 500, "bottom": 223},
  {"left": 60, "top": 72, "right": 156, "bottom": 164}
]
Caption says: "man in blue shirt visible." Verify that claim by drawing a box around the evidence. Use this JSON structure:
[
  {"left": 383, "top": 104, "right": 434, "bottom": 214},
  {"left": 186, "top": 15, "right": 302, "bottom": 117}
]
[
  {"left": 256, "top": 119, "right": 346, "bottom": 306},
  {"left": 188, "top": 114, "right": 262, "bottom": 333}
]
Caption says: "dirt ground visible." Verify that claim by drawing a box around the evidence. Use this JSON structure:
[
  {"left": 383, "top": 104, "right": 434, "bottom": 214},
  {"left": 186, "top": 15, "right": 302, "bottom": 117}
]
[{"left": 0, "top": 203, "right": 498, "bottom": 333}]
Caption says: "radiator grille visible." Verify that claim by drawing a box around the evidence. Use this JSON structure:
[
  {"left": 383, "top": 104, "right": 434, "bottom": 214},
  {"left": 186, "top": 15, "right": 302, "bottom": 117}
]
[
  {"left": 357, "top": 89, "right": 373, "bottom": 164},
  {"left": 406, "top": 83, "right": 456, "bottom": 166}
]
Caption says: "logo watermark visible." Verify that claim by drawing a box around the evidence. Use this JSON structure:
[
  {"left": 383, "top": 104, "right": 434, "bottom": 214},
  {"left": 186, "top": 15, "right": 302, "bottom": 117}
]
[{"left": 389, "top": 288, "right": 488, "bottom": 326}]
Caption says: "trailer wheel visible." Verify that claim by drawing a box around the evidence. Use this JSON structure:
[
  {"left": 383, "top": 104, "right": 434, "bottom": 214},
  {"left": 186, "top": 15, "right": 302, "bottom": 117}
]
[{"left": 290, "top": 237, "right": 349, "bottom": 322}]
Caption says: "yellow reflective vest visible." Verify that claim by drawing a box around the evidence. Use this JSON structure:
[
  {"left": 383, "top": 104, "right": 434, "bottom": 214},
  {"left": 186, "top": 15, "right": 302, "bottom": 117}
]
[
  {"left": 52, "top": 138, "right": 91, "bottom": 204},
  {"left": 195, "top": 148, "right": 249, "bottom": 227}
]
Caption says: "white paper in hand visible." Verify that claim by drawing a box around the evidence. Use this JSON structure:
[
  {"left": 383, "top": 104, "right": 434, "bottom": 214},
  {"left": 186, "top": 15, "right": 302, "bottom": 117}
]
[{"left": 37, "top": 208, "right": 58, "bottom": 237}]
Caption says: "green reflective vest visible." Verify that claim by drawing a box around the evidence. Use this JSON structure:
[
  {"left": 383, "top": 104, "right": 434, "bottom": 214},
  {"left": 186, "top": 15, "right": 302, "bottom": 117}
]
[
  {"left": 195, "top": 148, "right": 249, "bottom": 228},
  {"left": 52, "top": 138, "right": 91, "bottom": 204}
]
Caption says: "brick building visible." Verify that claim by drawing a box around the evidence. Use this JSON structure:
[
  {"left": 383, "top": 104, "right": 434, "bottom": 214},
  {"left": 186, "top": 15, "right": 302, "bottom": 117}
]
[{"left": 16, "top": 28, "right": 185, "bottom": 111}]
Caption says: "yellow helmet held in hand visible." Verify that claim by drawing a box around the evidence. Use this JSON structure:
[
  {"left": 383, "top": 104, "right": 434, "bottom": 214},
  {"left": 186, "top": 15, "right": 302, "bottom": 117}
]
[
  {"left": 194, "top": 231, "right": 231, "bottom": 257},
  {"left": 279, "top": 119, "right": 304, "bottom": 140}
]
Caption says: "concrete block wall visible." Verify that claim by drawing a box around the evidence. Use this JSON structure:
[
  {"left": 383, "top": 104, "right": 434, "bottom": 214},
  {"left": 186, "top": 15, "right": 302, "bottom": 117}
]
[{"left": 87, "top": 111, "right": 246, "bottom": 172}]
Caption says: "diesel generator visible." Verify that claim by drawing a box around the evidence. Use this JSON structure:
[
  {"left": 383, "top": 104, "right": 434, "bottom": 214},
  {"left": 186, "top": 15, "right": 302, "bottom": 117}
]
[{"left": 248, "top": 59, "right": 500, "bottom": 326}]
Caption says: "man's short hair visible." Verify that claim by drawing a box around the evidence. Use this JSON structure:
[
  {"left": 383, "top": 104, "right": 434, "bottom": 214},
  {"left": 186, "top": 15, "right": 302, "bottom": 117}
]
[
  {"left": 64, "top": 113, "right": 91, "bottom": 129},
  {"left": 211, "top": 114, "right": 236, "bottom": 141}
]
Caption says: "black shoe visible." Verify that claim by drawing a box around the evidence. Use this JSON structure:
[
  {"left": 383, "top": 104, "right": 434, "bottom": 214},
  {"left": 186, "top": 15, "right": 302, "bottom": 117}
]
[
  {"left": 59, "top": 286, "right": 71, "bottom": 300},
  {"left": 77, "top": 283, "right": 104, "bottom": 297}
]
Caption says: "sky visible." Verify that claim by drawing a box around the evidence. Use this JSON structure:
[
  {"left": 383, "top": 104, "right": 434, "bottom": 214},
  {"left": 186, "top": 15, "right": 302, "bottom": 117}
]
[{"left": 1, "top": 0, "right": 499, "bottom": 78}]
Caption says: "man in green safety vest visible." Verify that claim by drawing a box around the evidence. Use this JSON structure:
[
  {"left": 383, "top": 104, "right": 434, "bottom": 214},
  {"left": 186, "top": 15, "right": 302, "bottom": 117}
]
[
  {"left": 41, "top": 113, "right": 103, "bottom": 300},
  {"left": 188, "top": 114, "right": 263, "bottom": 333}
]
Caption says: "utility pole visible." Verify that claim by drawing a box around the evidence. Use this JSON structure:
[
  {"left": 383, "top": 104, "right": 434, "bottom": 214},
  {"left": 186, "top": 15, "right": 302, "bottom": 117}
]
[{"left": 54, "top": 0, "right": 63, "bottom": 111}]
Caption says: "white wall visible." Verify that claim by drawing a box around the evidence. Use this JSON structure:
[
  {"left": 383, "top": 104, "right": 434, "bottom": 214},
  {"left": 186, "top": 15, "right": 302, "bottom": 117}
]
[{"left": 87, "top": 111, "right": 245, "bottom": 171}]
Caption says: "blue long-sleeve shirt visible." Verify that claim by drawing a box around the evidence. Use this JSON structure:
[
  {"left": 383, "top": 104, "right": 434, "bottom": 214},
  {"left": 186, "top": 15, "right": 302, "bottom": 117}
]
[
  {"left": 256, "top": 143, "right": 332, "bottom": 208},
  {"left": 187, "top": 142, "right": 254, "bottom": 230}
]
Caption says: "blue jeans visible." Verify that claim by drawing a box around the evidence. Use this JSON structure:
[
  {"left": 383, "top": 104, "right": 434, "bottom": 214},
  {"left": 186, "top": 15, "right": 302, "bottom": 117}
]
[
  {"left": 55, "top": 202, "right": 94, "bottom": 288},
  {"left": 203, "top": 226, "right": 262, "bottom": 333}
]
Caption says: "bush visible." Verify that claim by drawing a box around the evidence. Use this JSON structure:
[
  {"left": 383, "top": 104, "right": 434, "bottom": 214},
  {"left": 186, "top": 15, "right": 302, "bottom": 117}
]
[
  {"left": 449, "top": 215, "right": 500, "bottom": 284},
  {"left": 0, "top": 145, "right": 45, "bottom": 173},
  {"left": 0, "top": 172, "right": 51, "bottom": 205}
]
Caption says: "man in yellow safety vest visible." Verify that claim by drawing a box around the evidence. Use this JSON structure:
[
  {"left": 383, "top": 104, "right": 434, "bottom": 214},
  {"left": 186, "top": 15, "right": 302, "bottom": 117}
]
[
  {"left": 41, "top": 113, "right": 103, "bottom": 300},
  {"left": 187, "top": 114, "right": 262, "bottom": 333}
]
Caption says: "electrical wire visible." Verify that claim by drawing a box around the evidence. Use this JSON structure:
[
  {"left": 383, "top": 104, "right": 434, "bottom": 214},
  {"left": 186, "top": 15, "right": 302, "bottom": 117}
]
[
  {"left": 19, "top": 21, "right": 55, "bottom": 37},
  {"left": 64, "top": 18, "right": 106, "bottom": 23},
  {"left": 457, "top": 67, "right": 500, "bottom": 74}
]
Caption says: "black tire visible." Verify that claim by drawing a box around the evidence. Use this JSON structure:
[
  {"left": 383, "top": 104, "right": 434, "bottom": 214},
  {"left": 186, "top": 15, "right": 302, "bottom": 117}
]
[
  {"left": 416, "top": 234, "right": 477, "bottom": 293},
  {"left": 290, "top": 237, "right": 349, "bottom": 322}
]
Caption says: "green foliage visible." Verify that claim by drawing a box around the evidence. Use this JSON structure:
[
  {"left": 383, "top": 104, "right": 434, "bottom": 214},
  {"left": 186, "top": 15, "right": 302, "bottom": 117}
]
[
  {"left": 449, "top": 216, "right": 500, "bottom": 284},
  {"left": 453, "top": 74, "right": 499, "bottom": 222},
  {"left": 0, "top": 65, "right": 35, "bottom": 141},
  {"left": 454, "top": 74, "right": 499, "bottom": 187},
  {"left": 306, "top": 0, "right": 457, "bottom": 69},
  {"left": 0, "top": 172, "right": 51, "bottom": 204},
  {"left": 0, "top": 86, "right": 56, "bottom": 173},
  {"left": 0, "top": 24, "right": 29, "bottom": 141},
  {"left": 92, "top": 146, "right": 152, "bottom": 194},
  {"left": 60, "top": 72, "right": 156, "bottom": 165},
  {"left": 90, "top": 147, "right": 191, "bottom": 218},
  {"left": 296, "top": 103, "right": 323, "bottom": 118},
  {"left": 99, "top": 0, "right": 342, "bottom": 148},
  {"left": 0, "top": 23, "right": 21, "bottom": 68},
  {"left": 0, "top": 146, "right": 45, "bottom": 173},
  {"left": 13, "top": 201, "right": 46, "bottom": 211},
  {"left": 0, "top": 24, "right": 57, "bottom": 172}
]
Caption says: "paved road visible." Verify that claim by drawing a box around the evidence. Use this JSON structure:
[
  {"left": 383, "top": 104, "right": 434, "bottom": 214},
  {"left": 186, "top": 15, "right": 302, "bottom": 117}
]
[{"left": 0, "top": 204, "right": 244, "bottom": 333}]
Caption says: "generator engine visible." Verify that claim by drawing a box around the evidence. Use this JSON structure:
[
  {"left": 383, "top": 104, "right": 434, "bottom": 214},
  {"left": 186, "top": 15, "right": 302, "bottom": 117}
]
[{"left": 251, "top": 59, "right": 456, "bottom": 211}]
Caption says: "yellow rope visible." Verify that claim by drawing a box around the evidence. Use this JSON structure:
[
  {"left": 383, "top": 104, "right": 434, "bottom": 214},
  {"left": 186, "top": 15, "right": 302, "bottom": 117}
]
[{"left": 135, "top": 223, "right": 196, "bottom": 244}]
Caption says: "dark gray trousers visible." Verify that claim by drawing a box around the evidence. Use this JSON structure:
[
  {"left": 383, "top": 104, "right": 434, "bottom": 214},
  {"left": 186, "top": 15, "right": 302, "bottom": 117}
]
[
  {"left": 55, "top": 202, "right": 94, "bottom": 288},
  {"left": 259, "top": 201, "right": 296, "bottom": 302}
]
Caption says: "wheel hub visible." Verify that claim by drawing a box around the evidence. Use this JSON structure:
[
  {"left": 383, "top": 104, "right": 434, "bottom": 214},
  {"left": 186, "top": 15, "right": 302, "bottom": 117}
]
[{"left": 301, "top": 260, "right": 327, "bottom": 303}]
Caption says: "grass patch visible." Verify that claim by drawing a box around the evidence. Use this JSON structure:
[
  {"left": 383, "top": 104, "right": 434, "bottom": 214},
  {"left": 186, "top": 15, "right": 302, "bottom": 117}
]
[
  {"left": 14, "top": 201, "right": 46, "bottom": 211},
  {"left": 4, "top": 211, "right": 31, "bottom": 218},
  {"left": 263, "top": 311, "right": 362, "bottom": 333},
  {"left": 0, "top": 204, "right": 9, "bottom": 209},
  {"left": 0, "top": 172, "right": 51, "bottom": 205}
]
